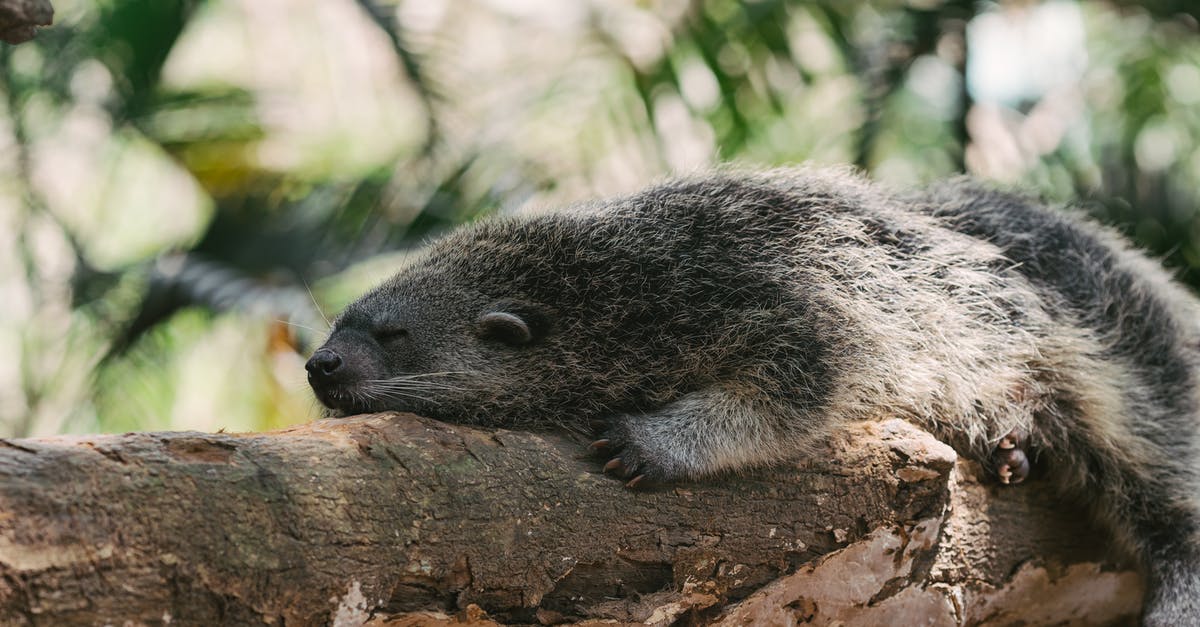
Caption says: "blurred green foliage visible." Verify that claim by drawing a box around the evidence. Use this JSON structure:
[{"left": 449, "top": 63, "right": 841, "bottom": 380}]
[{"left": 1, "top": 0, "right": 1199, "bottom": 435}]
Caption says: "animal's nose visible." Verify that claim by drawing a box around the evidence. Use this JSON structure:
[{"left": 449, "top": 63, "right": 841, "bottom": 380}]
[{"left": 306, "top": 349, "right": 343, "bottom": 378}]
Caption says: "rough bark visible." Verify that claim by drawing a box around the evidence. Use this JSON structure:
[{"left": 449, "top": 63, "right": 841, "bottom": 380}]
[
  {"left": 0, "top": 0, "right": 51, "bottom": 44},
  {"left": 0, "top": 413, "right": 1139, "bottom": 626}
]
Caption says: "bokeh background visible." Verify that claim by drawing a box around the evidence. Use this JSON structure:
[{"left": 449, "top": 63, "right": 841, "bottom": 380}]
[{"left": 1, "top": 0, "right": 1198, "bottom": 436}]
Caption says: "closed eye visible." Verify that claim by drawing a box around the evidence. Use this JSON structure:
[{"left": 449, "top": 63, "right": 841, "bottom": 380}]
[{"left": 374, "top": 327, "right": 409, "bottom": 343}]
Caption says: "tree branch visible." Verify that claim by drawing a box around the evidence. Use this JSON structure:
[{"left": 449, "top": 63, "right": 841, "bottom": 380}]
[
  {"left": 0, "top": 0, "right": 51, "bottom": 44},
  {"left": 0, "top": 414, "right": 1139, "bottom": 625}
]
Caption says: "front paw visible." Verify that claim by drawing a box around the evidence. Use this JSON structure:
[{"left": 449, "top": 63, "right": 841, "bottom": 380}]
[{"left": 589, "top": 423, "right": 680, "bottom": 489}]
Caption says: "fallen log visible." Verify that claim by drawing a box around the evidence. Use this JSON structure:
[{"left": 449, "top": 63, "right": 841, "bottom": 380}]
[{"left": 0, "top": 413, "right": 1140, "bottom": 625}]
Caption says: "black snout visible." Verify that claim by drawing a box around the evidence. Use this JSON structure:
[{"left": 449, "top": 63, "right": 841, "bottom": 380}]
[
  {"left": 305, "top": 333, "right": 388, "bottom": 413},
  {"left": 306, "top": 348, "right": 343, "bottom": 379}
]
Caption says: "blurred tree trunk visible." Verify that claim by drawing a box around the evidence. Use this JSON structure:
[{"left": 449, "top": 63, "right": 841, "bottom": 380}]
[
  {"left": 0, "top": 0, "right": 51, "bottom": 43},
  {"left": 0, "top": 413, "right": 1140, "bottom": 625}
]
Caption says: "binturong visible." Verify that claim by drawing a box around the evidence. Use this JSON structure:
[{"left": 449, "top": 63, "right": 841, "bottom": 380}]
[{"left": 307, "top": 167, "right": 1200, "bottom": 624}]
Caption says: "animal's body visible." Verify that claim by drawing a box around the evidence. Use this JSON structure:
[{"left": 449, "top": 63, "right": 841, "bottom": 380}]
[{"left": 307, "top": 167, "right": 1200, "bottom": 624}]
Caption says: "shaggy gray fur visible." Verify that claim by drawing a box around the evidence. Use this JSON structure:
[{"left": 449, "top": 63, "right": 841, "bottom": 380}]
[{"left": 308, "top": 167, "right": 1200, "bottom": 624}]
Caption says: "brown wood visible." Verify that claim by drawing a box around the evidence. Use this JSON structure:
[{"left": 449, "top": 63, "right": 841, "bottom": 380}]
[{"left": 0, "top": 413, "right": 1140, "bottom": 625}]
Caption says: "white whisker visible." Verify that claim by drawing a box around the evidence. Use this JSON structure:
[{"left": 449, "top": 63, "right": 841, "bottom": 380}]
[
  {"left": 367, "top": 380, "right": 451, "bottom": 386},
  {"left": 371, "top": 388, "right": 441, "bottom": 406},
  {"left": 302, "top": 279, "right": 331, "bottom": 329},
  {"left": 275, "top": 318, "right": 325, "bottom": 334}
]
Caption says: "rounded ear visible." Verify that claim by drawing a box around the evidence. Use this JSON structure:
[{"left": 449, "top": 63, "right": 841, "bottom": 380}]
[{"left": 477, "top": 311, "right": 533, "bottom": 346}]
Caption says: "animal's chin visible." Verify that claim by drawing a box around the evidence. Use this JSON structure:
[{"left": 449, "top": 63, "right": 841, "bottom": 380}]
[{"left": 312, "top": 386, "right": 373, "bottom": 416}]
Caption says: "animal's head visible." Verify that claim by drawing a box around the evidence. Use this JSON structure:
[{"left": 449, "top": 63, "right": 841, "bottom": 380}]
[
  {"left": 305, "top": 215, "right": 617, "bottom": 427},
  {"left": 306, "top": 188, "right": 762, "bottom": 426}
]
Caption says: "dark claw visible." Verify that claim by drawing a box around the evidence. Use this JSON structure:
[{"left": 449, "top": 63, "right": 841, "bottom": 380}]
[{"left": 590, "top": 427, "right": 659, "bottom": 483}]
